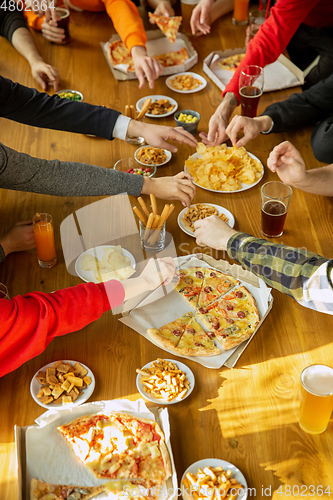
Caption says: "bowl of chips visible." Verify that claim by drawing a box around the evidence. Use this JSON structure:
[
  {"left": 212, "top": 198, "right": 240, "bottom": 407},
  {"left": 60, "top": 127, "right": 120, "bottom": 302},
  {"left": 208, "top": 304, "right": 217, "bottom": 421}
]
[{"left": 174, "top": 110, "right": 200, "bottom": 134}]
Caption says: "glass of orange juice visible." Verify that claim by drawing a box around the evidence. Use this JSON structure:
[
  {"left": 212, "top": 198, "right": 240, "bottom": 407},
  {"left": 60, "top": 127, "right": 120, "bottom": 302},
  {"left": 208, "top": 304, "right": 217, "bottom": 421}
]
[
  {"left": 33, "top": 213, "right": 57, "bottom": 268},
  {"left": 232, "top": 0, "right": 250, "bottom": 25},
  {"left": 299, "top": 364, "right": 333, "bottom": 434}
]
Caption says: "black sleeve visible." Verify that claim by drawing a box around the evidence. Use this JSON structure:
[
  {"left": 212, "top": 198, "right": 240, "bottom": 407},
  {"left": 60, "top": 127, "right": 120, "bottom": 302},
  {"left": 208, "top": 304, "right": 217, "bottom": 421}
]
[
  {"left": 262, "top": 74, "right": 333, "bottom": 133},
  {"left": 0, "top": 1, "right": 27, "bottom": 42},
  {"left": 0, "top": 76, "right": 121, "bottom": 139}
]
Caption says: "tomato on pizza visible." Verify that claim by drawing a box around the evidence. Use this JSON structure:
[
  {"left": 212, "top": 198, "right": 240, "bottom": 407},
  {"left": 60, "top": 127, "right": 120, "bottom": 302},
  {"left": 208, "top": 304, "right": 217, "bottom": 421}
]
[
  {"left": 148, "top": 13, "right": 182, "bottom": 43},
  {"left": 174, "top": 268, "right": 206, "bottom": 308},
  {"left": 197, "top": 270, "right": 239, "bottom": 309}
]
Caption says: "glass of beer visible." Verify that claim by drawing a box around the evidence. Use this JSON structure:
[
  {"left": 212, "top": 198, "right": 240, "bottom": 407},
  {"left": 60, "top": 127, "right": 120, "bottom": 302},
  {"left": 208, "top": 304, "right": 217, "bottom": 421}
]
[
  {"left": 232, "top": 0, "right": 250, "bottom": 25},
  {"left": 299, "top": 365, "right": 333, "bottom": 434},
  {"left": 261, "top": 181, "right": 292, "bottom": 238},
  {"left": 55, "top": 7, "right": 71, "bottom": 44},
  {"left": 33, "top": 213, "right": 57, "bottom": 268},
  {"left": 180, "top": 0, "right": 200, "bottom": 35},
  {"left": 245, "top": 9, "right": 266, "bottom": 45},
  {"left": 239, "top": 65, "right": 264, "bottom": 118}
]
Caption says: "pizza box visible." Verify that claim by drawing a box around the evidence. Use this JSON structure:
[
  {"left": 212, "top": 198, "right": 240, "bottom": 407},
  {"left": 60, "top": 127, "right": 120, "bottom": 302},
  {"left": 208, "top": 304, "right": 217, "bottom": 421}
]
[
  {"left": 203, "top": 48, "right": 304, "bottom": 93},
  {"left": 119, "top": 254, "right": 273, "bottom": 369},
  {"left": 102, "top": 30, "right": 198, "bottom": 81},
  {"left": 15, "top": 399, "right": 177, "bottom": 500}
]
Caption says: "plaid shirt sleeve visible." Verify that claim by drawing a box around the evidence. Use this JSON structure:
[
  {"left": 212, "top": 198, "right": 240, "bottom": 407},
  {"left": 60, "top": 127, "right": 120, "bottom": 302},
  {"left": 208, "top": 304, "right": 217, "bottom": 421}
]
[{"left": 227, "top": 232, "right": 333, "bottom": 315}]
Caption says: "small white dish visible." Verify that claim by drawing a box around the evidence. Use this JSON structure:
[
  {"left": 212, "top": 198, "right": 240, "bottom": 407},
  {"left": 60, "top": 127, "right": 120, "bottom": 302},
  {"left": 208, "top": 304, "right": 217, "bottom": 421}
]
[
  {"left": 181, "top": 458, "right": 248, "bottom": 500},
  {"left": 136, "top": 359, "right": 195, "bottom": 405},
  {"left": 178, "top": 203, "right": 235, "bottom": 237},
  {"left": 136, "top": 95, "right": 178, "bottom": 118},
  {"left": 135, "top": 146, "right": 172, "bottom": 167},
  {"left": 165, "top": 73, "right": 207, "bottom": 94},
  {"left": 75, "top": 245, "right": 136, "bottom": 284},
  {"left": 30, "top": 360, "right": 95, "bottom": 410}
]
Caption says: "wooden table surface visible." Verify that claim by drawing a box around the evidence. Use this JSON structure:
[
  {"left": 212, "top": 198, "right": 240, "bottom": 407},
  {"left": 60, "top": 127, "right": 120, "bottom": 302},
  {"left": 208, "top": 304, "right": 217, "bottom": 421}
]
[{"left": 1, "top": 9, "right": 333, "bottom": 500}]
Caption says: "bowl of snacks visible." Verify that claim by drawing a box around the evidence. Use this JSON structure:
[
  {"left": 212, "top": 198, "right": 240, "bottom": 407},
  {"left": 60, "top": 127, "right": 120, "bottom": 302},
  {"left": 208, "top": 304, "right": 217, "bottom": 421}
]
[
  {"left": 114, "top": 157, "right": 156, "bottom": 177},
  {"left": 55, "top": 89, "right": 84, "bottom": 101},
  {"left": 174, "top": 110, "right": 200, "bottom": 134},
  {"left": 135, "top": 146, "right": 172, "bottom": 167}
]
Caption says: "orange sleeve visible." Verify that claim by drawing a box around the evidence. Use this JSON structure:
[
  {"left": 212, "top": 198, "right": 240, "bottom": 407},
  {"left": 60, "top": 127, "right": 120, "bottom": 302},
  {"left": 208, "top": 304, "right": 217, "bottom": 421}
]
[
  {"left": 23, "top": 8, "right": 45, "bottom": 31},
  {"left": 101, "top": 0, "right": 147, "bottom": 53}
]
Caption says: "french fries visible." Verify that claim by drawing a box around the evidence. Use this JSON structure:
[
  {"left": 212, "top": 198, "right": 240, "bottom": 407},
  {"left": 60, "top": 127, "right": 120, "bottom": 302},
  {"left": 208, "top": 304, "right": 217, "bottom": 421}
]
[
  {"left": 183, "top": 466, "right": 244, "bottom": 500},
  {"left": 124, "top": 98, "right": 151, "bottom": 121},
  {"left": 182, "top": 204, "right": 229, "bottom": 232},
  {"left": 170, "top": 73, "right": 201, "bottom": 91},
  {"left": 137, "top": 359, "right": 190, "bottom": 401},
  {"left": 132, "top": 196, "right": 175, "bottom": 247}
]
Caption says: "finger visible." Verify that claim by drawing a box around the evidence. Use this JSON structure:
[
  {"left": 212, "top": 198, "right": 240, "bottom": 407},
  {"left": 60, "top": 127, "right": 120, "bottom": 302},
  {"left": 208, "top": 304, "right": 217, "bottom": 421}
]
[
  {"left": 34, "top": 74, "right": 47, "bottom": 90},
  {"left": 175, "top": 171, "right": 194, "bottom": 182},
  {"left": 207, "top": 120, "right": 218, "bottom": 142},
  {"left": 16, "top": 219, "right": 34, "bottom": 226},
  {"left": 190, "top": 9, "right": 200, "bottom": 34},
  {"left": 174, "top": 127, "right": 197, "bottom": 147},
  {"left": 280, "top": 155, "right": 296, "bottom": 165},
  {"left": 136, "top": 68, "right": 146, "bottom": 89}
]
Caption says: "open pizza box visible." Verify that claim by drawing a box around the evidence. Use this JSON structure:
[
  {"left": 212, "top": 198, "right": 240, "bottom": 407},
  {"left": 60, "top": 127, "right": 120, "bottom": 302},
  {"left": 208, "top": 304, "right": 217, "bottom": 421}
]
[
  {"left": 15, "top": 399, "right": 177, "bottom": 500},
  {"left": 101, "top": 30, "right": 198, "bottom": 81},
  {"left": 203, "top": 48, "right": 304, "bottom": 93},
  {"left": 119, "top": 254, "right": 273, "bottom": 370}
]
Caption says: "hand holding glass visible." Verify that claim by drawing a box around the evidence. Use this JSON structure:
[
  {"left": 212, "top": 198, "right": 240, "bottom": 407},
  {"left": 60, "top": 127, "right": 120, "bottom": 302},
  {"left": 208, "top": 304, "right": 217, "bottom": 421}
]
[{"left": 239, "top": 65, "right": 264, "bottom": 118}]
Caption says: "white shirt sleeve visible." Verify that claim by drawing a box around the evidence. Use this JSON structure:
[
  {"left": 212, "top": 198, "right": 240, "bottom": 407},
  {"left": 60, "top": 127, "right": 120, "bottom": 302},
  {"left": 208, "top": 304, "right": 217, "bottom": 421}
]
[
  {"left": 112, "top": 115, "right": 131, "bottom": 140},
  {"left": 261, "top": 118, "right": 274, "bottom": 135}
]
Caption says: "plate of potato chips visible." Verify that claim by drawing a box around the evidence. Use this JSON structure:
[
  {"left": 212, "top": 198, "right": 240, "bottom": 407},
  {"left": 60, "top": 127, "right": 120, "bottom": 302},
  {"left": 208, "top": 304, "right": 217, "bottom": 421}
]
[
  {"left": 136, "top": 358, "right": 195, "bottom": 404},
  {"left": 75, "top": 245, "right": 136, "bottom": 284},
  {"left": 181, "top": 459, "right": 248, "bottom": 500},
  {"left": 184, "top": 143, "right": 264, "bottom": 192},
  {"left": 178, "top": 203, "right": 235, "bottom": 237}
]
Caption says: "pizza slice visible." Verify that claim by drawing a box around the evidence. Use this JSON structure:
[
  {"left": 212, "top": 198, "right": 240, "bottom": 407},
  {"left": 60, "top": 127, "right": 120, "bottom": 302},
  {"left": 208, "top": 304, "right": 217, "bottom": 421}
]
[
  {"left": 108, "top": 40, "right": 135, "bottom": 72},
  {"left": 148, "top": 12, "right": 182, "bottom": 43},
  {"left": 197, "top": 269, "right": 239, "bottom": 309},
  {"left": 174, "top": 267, "right": 207, "bottom": 308},
  {"left": 104, "top": 479, "right": 156, "bottom": 500},
  {"left": 147, "top": 312, "right": 193, "bottom": 350},
  {"left": 175, "top": 318, "right": 221, "bottom": 356},
  {"left": 154, "top": 47, "right": 189, "bottom": 67},
  {"left": 30, "top": 478, "right": 103, "bottom": 500},
  {"left": 218, "top": 53, "right": 245, "bottom": 71}
]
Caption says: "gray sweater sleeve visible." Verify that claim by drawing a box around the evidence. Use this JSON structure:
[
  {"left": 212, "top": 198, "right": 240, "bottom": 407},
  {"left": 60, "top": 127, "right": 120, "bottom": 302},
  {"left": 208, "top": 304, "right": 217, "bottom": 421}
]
[{"left": 0, "top": 143, "right": 144, "bottom": 197}]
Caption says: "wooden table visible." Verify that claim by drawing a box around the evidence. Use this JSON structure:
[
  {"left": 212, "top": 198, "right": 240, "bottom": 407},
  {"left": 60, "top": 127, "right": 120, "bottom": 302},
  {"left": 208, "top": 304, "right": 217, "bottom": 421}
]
[{"left": 1, "top": 9, "right": 333, "bottom": 500}]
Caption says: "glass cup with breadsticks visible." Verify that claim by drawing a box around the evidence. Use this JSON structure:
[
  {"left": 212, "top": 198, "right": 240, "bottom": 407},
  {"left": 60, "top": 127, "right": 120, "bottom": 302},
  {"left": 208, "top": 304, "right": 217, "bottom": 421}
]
[
  {"left": 133, "top": 194, "right": 175, "bottom": 252},
  {"left": 125, "top": 98, "right": 152, "bottom": 145}
]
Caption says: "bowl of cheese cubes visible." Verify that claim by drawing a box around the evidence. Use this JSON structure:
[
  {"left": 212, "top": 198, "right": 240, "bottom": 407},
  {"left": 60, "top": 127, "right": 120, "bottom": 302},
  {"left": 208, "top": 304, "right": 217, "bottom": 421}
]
[{"left": 174, "top": 110, "right": 200, "bottom": 134}]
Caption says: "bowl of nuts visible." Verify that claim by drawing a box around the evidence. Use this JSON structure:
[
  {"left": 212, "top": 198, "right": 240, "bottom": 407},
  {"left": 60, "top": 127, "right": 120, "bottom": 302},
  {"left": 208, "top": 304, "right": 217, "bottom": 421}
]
[
  {"left": 55, "top": 89, "right": 84, "bottom": 101},
  {"left": 174, "top": 110, "right": 200, "bottom": 134},
  {"left": 113, "top": 157, "right": 156, "bottom": 177}
]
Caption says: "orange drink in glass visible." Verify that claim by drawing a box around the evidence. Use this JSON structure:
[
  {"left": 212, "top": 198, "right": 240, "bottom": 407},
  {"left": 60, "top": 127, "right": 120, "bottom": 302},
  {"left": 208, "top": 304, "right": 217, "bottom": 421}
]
[
  {"left": 232, "top": 0, "right": 250, "bottom": 25},
  {"left": 33, "top": 213, "right": 57, "bottom": 268},
  {"left": 299, "top": 364, "right": 333, "bottom": 434}
]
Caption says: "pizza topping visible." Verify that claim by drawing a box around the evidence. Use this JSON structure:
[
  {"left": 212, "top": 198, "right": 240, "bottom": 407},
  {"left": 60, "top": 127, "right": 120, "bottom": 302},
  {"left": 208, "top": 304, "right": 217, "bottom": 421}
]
[
  {"left": 237, "top": 311, "right": 246, "bottom": 319},
  {"left": 198, "top": 307, "right": 207, "bottom": 314},
  {"left": 187, "top": 328, "right": 195, "bottom": 334},
  {"left": 221, "top": 334, "right": 227, "bottom": 338},
  {"left": 212, "top": 322, "right": 220, "bottom": 330},
  {"left": 226, "top": 318, "right": 234, "bottom": 324},
  {"left": 224, "top": 325, "right": 240, "bottom": 335},
  {"left": 195, "top": 271, "right": 204, "bottom": 279},
  {"left": 183, "top": 277, "right": 193, "bottom": 284},
  {"left": 195, "top": 343, "right": 202, "bottom": 347},
  {"left": 210, "top": 272, "right": 216, "bottom": 277},
  {"left": 173, "top": 329, "right": 182, "bottom": 336},
  {"left": 236, "top": 291, "right": 243, "bottom": 298},
  {"left": 226, "top": 304, "right": 234, "bottom": 311},
  {"left": 204, "top": 286, "right": 212, "bottom": 293},
  {"left": 206, "top": 331, "right": 216, "bottom": 338}
]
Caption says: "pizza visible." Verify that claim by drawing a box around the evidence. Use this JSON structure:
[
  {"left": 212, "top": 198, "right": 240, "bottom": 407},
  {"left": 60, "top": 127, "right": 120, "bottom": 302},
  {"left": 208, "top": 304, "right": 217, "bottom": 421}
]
[
  {"left": 107, "top": 41, "right": 189, "bottom": 73},
  {"left": 218, "top": 53, "right": 245, "bottom": 71},
  {"left": 196, "top": 286, "right": 260, "bottom": 350},
  {"left": 57, "top": 412, "right": 172, "bottom": 489},
  {"left": 30, "top": 478, "right": 103, "bottom": 500},
  {"left": 174, "top": 267, "right": 206, "bottom": 308},
  {"left": 148, "top": 314, "right": 221, "bottom": 356},
  {"left": 197, "top": 269, "right": 239, "bottom": 309},
  {"left": 148, "top": 12, "right": 182, "bottom": 43}
]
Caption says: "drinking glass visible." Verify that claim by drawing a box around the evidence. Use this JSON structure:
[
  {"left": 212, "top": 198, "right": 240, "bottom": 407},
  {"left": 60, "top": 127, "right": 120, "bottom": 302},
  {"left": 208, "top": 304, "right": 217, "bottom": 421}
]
[
  {"left": 299, "top": 364, "right": 333, "bottom": 434},
  {"left": 33, "top": 213, "right": 57, "bottom": 268},
  {"left": 0, "top": 283, "right": 10, "bottom": 300},
  {"left": 55, "top": 7, "right": 71, "bottom": 44},
  {"left": 139, "top": 220, "right": 166, "bottom": 252},
  {"left": 245, "top": 9, "right": 266, "bottom": 45},
  {"left": 232, "top": 0, "right": 250, "bottom": 25},
  {"left": 180, "top": 0, "right": 200, "bottom": 35},
  {"left": 239, "top": 65, "right": 264, "bottom": 118},
  {"left": 261, "top": 181, "right": 292, "bottom": 238}
]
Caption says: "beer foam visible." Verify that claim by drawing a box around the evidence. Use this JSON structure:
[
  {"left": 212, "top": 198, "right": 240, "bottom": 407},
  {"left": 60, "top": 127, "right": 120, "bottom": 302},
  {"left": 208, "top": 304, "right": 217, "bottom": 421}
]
[{"left": 301, "top": 364, "right": 333, "bottom": 396}]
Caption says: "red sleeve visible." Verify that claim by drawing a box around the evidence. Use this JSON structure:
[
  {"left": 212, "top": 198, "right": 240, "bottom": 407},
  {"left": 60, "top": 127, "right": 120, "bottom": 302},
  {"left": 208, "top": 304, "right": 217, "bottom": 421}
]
[
  {"left": 223, "top": 0, "right": 321, "bottom": 101},
  {"left": 0, "top": 280, "right": 125, "bottom": 378}
]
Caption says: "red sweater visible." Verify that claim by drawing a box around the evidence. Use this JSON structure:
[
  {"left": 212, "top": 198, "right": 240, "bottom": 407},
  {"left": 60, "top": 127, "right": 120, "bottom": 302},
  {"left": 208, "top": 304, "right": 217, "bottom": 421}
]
[
  {"left": 224, "top": 0, "right": 333, "bottom": 101},
  {"left": 0, "top": 280, "right": 125, "bottom": 378}
]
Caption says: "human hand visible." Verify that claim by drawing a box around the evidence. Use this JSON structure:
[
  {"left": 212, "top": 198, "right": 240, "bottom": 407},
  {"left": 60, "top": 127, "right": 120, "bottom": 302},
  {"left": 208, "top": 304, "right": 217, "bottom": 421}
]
[
  {"left": 226, "top": 115, "right": 272, "bottom": 147},
  {"left": 152, "top": 1, "right": 175, "bottom": 17},
  {"left": 194, "top": 215, "right": 237, "bottom": 251},
  {"left": 190, "top": 0, "right": 214, "bottom": 35},
  {"left": 41, "top": 17, "right": 65, "bottom": 44},
  {"left": 267, "top": 141, "right": 306, "bottom": 186},
  {"left": 30, "top": 59, "right": 59, "bottom": 91},
  {"left": 199, "top": 94, "right": 237, "bottom": 146},
  {"left": 0, "top": 220, "right": 35, "bottom": 256},
  {"left": 127, "top": 121, "right": 197, "bottom": 152},
  {"left": 31, "top": 0, "right": 55, "bottom": 19},
  {"left": 142, "top": 172, "right": 196, "bottom": 207},
  {"left": 140, "top": 257, "right": 176, "bottom": 290},
  {"left": 131, "top": 46, "right": 163, "bottom": 89}
]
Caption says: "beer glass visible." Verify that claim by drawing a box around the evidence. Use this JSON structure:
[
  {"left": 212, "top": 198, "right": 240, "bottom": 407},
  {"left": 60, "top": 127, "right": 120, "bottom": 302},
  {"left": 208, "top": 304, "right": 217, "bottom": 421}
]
[
  {"left": 261, "top": 181, "right": 292, "bottom": 238},
  {"left": 180, "top": 0, "right": 200, "bottom": 35},
  {"left": 239, "top": 65, "right": 264, "bottom": 118},
  {"left": 55, "top": 7, "right": 71, "bottom": 44},
  {"left": 33, "top": 213, "right": 57, "bottom": 268}
]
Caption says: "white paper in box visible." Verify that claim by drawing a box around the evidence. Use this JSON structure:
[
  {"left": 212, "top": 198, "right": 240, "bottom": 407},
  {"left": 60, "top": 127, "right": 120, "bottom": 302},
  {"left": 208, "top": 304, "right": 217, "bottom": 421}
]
[
  {"left": 203, "top": 48, "right": 304, "bottom": 93},
  {"left": 102, "top": 30, "right": 198, "bottom": 81}
]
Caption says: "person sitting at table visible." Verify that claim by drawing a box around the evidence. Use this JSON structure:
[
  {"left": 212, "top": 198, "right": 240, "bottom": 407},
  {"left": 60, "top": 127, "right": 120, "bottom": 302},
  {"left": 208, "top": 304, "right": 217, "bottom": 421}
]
[
  {"left": 193, "top": 141, "right": 333, "bottom": 315},
  {"left": 0, "top": 257, "right": 175, "bottom": 378},
  {"left": 224, "top": 72, "right": 333, "bottom": 164},
  {"left": 200, "top": 0, "right": 333, "bottom": 147},
  {"left": 0, "top": 0, "right": 59, "bottom": 91},
  {"left": 24, "top": 0, "right": 162, "bottom": 90}
]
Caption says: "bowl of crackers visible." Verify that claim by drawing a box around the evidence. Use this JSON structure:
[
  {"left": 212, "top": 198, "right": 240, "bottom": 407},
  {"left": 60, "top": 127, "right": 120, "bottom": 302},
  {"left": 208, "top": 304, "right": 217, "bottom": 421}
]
[{"left": 174, "top": 110, "right": 200, "bottom": 134}]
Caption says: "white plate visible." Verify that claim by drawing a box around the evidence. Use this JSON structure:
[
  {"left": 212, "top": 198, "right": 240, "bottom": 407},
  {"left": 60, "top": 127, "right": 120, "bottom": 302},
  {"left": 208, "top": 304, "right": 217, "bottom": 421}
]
[
  {"left": 75, "top": 245, "right": 136, "bottom": 284},
  {"left": 135, "top": 146, "right": 172, "bottom": 167},
  {"left": 178, "top": 203, "right": 235, "bottom": 237},
  {"left": 136, "top": 95, "right": 178, "bottom": 118},
  {"left": 181, "top": 459, "right": 248, "bottom": 500},
  {"left": 165, "top": 72, "right": 207, "bottom": 94},
  {"left": 184, "top": 151, "right": 264, "bottom": 193},
  {"left": 30, "top": 360, "right": 95, "bottom": 410},
  {"left": 136, "top": 359, "right": 195, "bottom": 405}
]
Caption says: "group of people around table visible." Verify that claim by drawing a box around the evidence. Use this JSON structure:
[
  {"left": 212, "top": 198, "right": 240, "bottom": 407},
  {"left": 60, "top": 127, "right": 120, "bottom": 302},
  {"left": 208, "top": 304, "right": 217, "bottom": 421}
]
[{"left": 0, "top": 0, "right": 333, "bottom": 378}]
